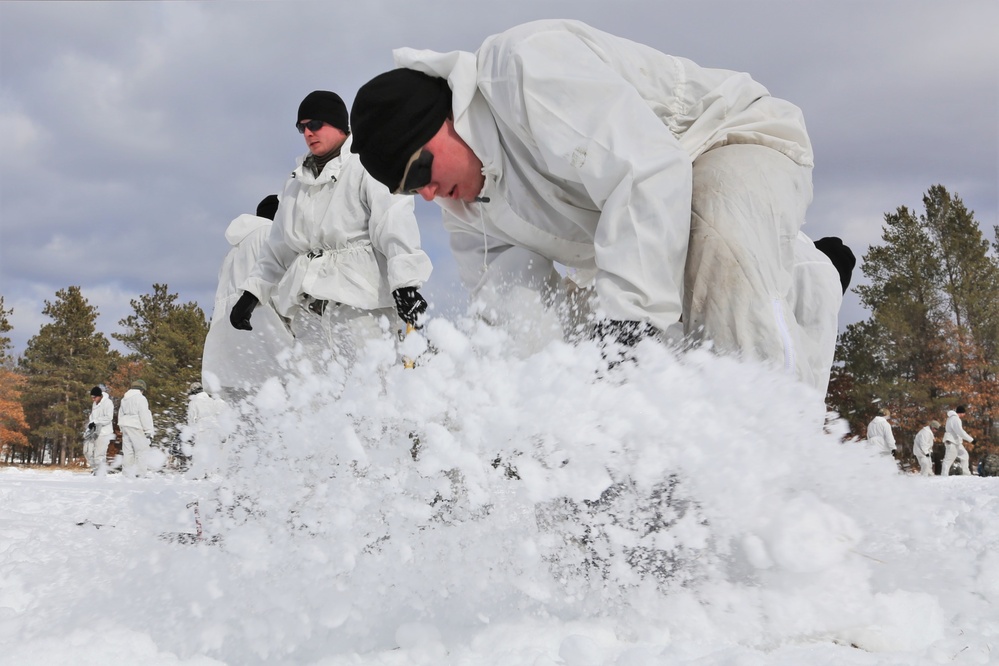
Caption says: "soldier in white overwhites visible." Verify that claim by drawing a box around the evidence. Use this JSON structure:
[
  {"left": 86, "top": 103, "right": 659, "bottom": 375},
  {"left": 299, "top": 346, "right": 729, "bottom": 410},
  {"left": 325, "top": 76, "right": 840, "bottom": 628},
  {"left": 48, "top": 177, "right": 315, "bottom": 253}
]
[
  {"left": 942, "top": 405, "right": 974, "bottom": 477},
  {"left": 84, "top": 385, "right": 114, "bottom": 475},
  {"left": 118, "top": 379, "right": 155, "bottom": 478},
  {"left": 202, "top": 195, "right": 295, "bottom": 401},
  {"left": 184, "top": 382, "right": 227, "bottom": 478},
  {"left": 912, "top": 419, "right": 941, "bottom": 476},
  {"left": 349, "top": 20, "right": 853, "bottom": 391},
  {"left": 866, "top": 408, "right": 897, "bottom": 457},
  {"left": 229, "top": 91, "right": 432, "bottom": 372}
]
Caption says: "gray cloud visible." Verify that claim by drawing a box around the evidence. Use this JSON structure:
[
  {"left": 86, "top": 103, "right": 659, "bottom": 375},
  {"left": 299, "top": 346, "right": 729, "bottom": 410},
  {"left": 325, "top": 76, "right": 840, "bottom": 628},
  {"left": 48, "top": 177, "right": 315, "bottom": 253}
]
[{"left": 1, "top": 0, "right": 996, "bottom": 358}]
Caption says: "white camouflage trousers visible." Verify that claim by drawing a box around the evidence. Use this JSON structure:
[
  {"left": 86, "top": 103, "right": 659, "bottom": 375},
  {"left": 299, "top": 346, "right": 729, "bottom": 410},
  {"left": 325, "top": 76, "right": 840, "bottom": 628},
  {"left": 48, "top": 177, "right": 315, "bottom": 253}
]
[
  {"left": 914, "top": 449, "right": 934, "bottom": 476},
  {"left": 83, "top": 436, "right": 110, "bottom": 473},
  {"left": 121, "top": 426, "right": 150, "bottom": 478},
  {"left": 684, "top": 144, "right": 841, "bottom": 393},
  {"left": 941, "top": 441, "right": 971, "bottom": 476},
  {"left": 290, "top": 302, "right": 401, "bottom": 371}
]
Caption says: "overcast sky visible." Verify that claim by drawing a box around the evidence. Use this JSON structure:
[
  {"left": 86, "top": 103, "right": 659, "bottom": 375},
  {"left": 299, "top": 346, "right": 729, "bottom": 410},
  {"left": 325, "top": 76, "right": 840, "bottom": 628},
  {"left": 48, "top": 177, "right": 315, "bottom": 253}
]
[{"left": 1, "top": 1, "right": 996, "bottom": 359}]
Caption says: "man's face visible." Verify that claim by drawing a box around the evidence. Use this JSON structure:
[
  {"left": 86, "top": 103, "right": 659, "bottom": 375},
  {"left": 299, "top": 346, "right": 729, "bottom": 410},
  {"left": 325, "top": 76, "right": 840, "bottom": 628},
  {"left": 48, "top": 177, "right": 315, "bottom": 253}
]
[
  {"left": 300, "top": 120, "right": 347, "bottom": 157},
  {"left": 412, "top": 118, "right": 484, "bottom": 203},
  {"left": 92, "top": 395, "right": 101, "bottom": 404}
]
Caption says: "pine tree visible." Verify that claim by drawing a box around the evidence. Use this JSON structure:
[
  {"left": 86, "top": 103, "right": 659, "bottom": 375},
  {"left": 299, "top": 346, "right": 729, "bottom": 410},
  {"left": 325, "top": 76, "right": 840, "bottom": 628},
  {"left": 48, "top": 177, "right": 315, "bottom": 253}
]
[
  {"left": 828, "top": 320, "right": 891, "bottom": 437},
  {"left": 922, "top": 186, "right": 999, "bottom": 445},
  {"left": 19, "top": 287, "right": 116, "bottom": 466},
  {"left": 831, "top": 186, "right": 999, "bottom": 471},
  {"left": 0, "top": 295, "right": 13, "bottom": 365},
  {"left": 113, "top": 284, "right": 209, "bottom": 451},
  {"left": 852, "top": 204, "right": 950, "bottom": 425}
]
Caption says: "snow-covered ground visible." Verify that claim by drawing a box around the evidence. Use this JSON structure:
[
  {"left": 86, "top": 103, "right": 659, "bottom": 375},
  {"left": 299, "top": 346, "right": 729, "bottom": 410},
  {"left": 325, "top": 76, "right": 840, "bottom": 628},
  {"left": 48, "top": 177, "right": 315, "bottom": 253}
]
[{"left": 2, "top": 318, "right": 997, "bottom": 665}]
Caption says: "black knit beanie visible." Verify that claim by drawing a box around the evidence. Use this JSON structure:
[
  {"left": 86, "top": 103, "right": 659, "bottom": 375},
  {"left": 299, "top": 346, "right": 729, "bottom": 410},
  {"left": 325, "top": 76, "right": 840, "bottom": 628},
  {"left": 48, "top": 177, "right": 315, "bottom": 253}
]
[
  {"left": 90, "top": 386, "right": 103, "bottom": 397},
  {"left": 297, "top": 91, "right": 349, "bottom": 134},
  {"left": 255, "top": 194, "right": 280, "bottom": 221},
  {"left": 350, "top": 69, "right": 453, "bottom": 191},
  {"left": 814, "top": 237, "right": 857, "bottom": 294}
]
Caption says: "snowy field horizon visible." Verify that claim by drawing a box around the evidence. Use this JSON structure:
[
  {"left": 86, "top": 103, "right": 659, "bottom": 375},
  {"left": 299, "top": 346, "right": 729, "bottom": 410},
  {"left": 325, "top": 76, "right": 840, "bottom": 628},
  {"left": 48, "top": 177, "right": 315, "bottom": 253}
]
[{"left": 2, "top": 318, "right": 997, "bottom": 665}]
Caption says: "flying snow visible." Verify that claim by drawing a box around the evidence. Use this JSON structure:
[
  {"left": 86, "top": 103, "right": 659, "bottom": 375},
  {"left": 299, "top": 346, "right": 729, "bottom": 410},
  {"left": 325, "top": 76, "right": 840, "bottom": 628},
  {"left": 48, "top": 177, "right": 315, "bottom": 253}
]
[{"left": 1, "top": 316, "right": 997, "bottom": 664}]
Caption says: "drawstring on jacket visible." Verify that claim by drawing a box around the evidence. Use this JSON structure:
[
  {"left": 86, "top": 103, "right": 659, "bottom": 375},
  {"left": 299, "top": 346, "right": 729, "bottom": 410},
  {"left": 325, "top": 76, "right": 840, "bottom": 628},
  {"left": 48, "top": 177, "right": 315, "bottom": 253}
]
[{"left": 476, "top": 197, "right": 491, "bottom": 274}]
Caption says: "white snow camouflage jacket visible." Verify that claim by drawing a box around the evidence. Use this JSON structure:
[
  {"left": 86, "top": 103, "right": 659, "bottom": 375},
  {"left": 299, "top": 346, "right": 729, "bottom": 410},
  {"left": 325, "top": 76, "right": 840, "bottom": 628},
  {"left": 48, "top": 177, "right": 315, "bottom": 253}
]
[
  {"left": 187, "top": 391, "right": 222, "bottom": 433},
  {"left": 393, "top": 18, "right": 813, "bottom": 331},
  {"left": 203, "top": 213, "right": 296, "bottom": 393},
  {"left": 88, "top": 392, "right": 115, "bottom": 442},
  {"left": 215, "top": 213, "right": 276, "bottom": 323},
  {"left": 913, "top": 426, "right": 935, "bottom": 457},
  {"left": 867, "top": 415, "right": 896, "bottom": 453},
  {"left": 242, "top": 135, "right": 433, "bottom": 318},
  {"left": 118, "top": 388, "right": 154, "bottom": 436},
  {"left": 944, "top": 411, "right": 973, "bottom": 445}
]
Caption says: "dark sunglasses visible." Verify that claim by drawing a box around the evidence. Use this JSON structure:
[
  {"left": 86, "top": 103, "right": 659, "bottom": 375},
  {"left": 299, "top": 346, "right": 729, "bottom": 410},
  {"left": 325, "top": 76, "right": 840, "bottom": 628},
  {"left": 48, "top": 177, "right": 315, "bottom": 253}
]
[
  {"left": 395, "top": 149, "right": 434, "bottom": 195},
  {"left": 296, "top": 119, "right": 326, "bottom": 134}
]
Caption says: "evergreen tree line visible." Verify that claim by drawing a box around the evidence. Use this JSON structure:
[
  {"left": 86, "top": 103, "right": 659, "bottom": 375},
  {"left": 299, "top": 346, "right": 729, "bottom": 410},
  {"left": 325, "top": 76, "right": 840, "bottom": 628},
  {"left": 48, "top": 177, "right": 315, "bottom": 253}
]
[
  {"left": 827, "top": 185, "right": 999, "bottom": 472},
  {"left": 0, "top": 285, "right": 208, "bottom": 465},
  {"left": 1, "top": 185, "right": 996, "bottom": 471}
]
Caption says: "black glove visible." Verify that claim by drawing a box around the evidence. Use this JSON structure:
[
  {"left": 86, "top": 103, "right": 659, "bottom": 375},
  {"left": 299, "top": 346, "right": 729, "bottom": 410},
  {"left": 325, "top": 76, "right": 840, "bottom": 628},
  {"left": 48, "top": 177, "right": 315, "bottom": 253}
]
[
  {"left": 393, "top": 287, "right": 428, "bottom": 327},
  {"left": 814, "top": 237, "right": 857, "bottom": 294},
  {"left": 229, "top": 291, "right": 259, "bottom": 331},
  {"left": 87, "top": 422, "right": 96, "bottom": 431},
  {"left": 592, "top": 320, "right": 657, "bottom": 347},
  {"left": 592, "top": 320, "right": 658, "bottom": 370},
  {"left": 891, "top": 449, "right": 898, "bottom": 459}
]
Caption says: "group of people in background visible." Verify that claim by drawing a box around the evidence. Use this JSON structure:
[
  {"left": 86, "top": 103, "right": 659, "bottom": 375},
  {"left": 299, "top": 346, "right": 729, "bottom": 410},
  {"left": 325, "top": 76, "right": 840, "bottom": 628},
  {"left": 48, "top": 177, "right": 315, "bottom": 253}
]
[
  {"left": 81, "top": 379, "right": 227, "bottom": 478},
  {"left": 866, "top": 406, "right": 981, "bottom": 477},
  {"left": 82, "top": 379, "right": 154, "bottom": 477}
]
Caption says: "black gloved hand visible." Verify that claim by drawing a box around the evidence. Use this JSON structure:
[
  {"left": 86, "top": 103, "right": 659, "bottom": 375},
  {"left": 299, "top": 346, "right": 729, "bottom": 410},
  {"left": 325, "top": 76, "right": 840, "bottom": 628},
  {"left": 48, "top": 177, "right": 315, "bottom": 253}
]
[
  {"left": 229, "top": 291, "right": 259, "bottom": 331},
  {"left": 592, "top": 320, "right": 658, "bottom": 370},
  {"left": 814, "top": 237, "right": 857, "bottom": 294},
  {"left": 88, "top": 422, "right": 96, "bottom": 431},
  {"left": 592, "top": 320, "right": 657, "bottom": 347},
  {"left": 891, "top": 449, "right": 898, "bottom": 459},
  {"left": 393, "top": 287, "right": 428, "bottom": 327}
]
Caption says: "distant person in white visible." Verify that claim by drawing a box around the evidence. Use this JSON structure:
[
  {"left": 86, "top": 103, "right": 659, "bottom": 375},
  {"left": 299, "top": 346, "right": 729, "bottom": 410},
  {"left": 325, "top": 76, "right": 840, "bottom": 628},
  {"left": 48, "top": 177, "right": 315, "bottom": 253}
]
[
  {"left": 866, "top": 409, "right": 897, "bottom": 457},
  {"left": 912, "top": 419, "right": 940, "bottom": 476},
  {"left": 184, "top": 382, "right": 226, "bottom": 478},
  {"left": 941, "top": 405, "right": 974, "bottom": 477},
  {"left": 84, "top": 385, "right": 114, "bottom": 475},
  {"left": 117, "top": 379, "right": 154, "bottom": 478},
  {"left": 202, "top": 194, "right": 294, "bottom": 401}
]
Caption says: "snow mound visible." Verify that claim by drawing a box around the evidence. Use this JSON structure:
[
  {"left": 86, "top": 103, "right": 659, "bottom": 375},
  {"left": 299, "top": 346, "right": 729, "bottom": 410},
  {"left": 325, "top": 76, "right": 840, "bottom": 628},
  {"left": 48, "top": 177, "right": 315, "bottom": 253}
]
[{"left": 3, "top": 317, "right": 997, "bottom": 664}]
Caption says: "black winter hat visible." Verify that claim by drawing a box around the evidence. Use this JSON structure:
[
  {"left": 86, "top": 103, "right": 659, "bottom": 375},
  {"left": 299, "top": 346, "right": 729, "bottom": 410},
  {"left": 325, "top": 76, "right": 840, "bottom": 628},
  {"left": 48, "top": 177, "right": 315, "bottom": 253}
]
[
  {"left": 297, "top": 91, "right": 349, "bottom": 134},
  {"left": 90, "top": 386, "right": 103, "bottom": 397},
  {"left": 256, "top": 194, "right": 279, "bottom": 220},
  {"left": 814, "top": 237, "right": 857, "bottom": 295},
  {"left": 350, "top": 69, "right": 453, "bottom": 191}
]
